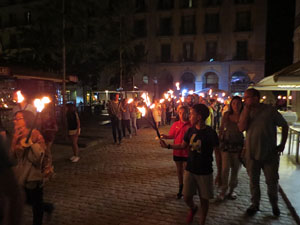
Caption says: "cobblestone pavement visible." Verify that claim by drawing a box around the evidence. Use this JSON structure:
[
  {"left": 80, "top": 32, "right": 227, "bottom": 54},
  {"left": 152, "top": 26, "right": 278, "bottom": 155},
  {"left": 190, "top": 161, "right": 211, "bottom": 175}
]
[{"left": 23, "top": 125, "right": 297, "bottom": 225}]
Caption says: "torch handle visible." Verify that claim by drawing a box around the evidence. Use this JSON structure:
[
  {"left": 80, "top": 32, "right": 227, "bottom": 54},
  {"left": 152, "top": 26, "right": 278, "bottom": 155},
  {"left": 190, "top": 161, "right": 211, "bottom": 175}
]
[{"left": 25, "top": 112, "right": 39, "bottom": 144}]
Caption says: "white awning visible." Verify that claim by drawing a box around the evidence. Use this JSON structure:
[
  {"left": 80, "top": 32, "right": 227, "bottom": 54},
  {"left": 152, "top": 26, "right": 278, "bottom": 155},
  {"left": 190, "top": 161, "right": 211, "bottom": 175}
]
[{"left": 253, "top": 61, "right": 300, "bottom": 91}]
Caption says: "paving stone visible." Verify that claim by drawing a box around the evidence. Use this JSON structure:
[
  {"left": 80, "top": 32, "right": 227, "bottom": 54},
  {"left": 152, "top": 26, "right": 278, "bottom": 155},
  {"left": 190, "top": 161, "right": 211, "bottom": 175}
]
[{"left": 22, "top": 125, "right": 297, "bottom": 225}]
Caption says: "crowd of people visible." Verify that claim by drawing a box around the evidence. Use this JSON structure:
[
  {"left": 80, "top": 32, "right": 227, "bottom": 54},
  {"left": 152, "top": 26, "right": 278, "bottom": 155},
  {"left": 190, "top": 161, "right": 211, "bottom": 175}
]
[
  {"left": 106, "top": 89, "right": 289, "bottom": 225},
  {"left": 0, "top": 88, "right": 289, "bottom": 225}
]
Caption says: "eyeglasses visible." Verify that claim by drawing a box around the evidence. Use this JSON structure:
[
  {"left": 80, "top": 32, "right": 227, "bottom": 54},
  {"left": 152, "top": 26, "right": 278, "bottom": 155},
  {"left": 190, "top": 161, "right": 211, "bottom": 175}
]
[{"left": 13, "top": 117, "right": 24, "bottom": 122}]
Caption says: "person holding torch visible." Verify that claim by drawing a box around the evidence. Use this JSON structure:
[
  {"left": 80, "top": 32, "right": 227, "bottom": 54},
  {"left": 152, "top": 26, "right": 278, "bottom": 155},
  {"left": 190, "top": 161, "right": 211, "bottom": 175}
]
[
  {"left": 160, "top": 106, "right": 191, "bottom": 199},
  {"left": 10, "top": 110, "right": 54, "bottom": 225},
  {"left": 160, "top": 104, "right": 219, "bottom": 225}
]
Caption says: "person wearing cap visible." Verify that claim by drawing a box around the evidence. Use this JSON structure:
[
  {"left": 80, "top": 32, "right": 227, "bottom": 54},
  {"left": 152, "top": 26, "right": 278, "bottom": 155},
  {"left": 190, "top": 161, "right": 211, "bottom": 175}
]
[{"left": 160, "top": 104, "right": 219, "bottom": 225}]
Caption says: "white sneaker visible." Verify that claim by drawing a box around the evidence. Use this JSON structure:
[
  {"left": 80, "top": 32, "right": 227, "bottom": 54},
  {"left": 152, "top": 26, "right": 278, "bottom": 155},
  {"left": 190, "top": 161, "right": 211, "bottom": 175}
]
[
  {"left": 71, "top": 156, "right": 80, "bottom": 163},
  {"left": 70, "top": 156, "right": 76, "bottom": 161}
]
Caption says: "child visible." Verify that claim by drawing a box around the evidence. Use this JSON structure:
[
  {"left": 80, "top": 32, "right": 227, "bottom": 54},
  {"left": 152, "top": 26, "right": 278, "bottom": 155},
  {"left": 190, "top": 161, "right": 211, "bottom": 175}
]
[
  {"left": 160, "top": 106, "right": 191, "bottom": 199},
  {"left": 160, "top": 104, "right": 219, "bottom": 225}
]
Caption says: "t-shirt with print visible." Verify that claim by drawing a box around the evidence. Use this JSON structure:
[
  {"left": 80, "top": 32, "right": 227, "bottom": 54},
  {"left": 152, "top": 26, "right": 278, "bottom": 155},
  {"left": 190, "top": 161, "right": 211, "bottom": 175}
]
[{"left": 183, "top": 126, "right": 219, "bottom": 175}]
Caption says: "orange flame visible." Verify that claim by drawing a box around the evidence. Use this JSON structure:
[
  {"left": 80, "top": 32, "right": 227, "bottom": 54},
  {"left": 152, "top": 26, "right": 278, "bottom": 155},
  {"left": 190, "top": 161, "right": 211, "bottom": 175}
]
[
  {"left": 17, "top": 91, "right": 24, "bottom": 103},
  {"left": 41, "top": 97, "right": 51, "bottom": 104},
  {"left": 34, "top": 99, "right": 45, "bottom": 112},
  {"left": 127, "top": 98, "right": 133, "bottom": 104},
  {"left": 137, "top": 106, "right": 146, "bottom": 117},
  {"left": 159, "top": 99, "right": 165, "bottom": 103},
  {"left": 175, "top": 82, "right": 180, "bottom": 90}
]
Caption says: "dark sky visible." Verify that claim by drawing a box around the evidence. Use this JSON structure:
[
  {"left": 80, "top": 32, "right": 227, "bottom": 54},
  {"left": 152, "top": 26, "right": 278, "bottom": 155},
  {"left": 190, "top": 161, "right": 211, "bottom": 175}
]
[{"left": 265, "top": 0, "right": 296, "bottom": 76}]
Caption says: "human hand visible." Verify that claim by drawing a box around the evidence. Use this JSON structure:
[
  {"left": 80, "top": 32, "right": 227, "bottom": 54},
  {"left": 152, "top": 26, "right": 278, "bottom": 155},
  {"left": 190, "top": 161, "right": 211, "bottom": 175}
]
[
  {"left": 160, "top": 139, "right": 168, "bottom": 148},
  {"left": 20, "top": 137, "right": 33, "bottom": 148},
  {"left": 160, "top": 134, "right": 168, "bottom": 139},
  {"left": 276, "top": 144, "right": 285, "bottom": 155}
]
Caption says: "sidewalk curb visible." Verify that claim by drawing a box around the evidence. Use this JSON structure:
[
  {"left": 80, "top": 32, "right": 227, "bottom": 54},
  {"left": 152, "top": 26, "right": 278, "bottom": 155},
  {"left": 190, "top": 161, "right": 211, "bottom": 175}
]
[{"left": 279, "top": 184, "right": 300, "bottom": 225}]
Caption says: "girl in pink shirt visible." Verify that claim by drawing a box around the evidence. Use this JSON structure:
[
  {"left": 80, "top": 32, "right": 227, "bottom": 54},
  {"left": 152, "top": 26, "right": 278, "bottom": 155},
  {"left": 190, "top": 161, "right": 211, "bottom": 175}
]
[{"left": 161, "top": 106, "right": 191, "bottom": 199}]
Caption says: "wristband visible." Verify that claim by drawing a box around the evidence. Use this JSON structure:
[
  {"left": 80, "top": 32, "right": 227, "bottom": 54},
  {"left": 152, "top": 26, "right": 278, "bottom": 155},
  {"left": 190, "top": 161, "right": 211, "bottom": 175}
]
[{"left": 167, "top": 144, "right": 171, "bottom": 149}]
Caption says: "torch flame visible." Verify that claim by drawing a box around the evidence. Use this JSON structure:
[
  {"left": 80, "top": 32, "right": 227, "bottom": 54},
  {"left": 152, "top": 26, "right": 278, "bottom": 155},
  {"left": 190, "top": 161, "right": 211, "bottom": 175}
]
[
  {"left": 137, "top": 106, "right": 146, "bottom": 117},
  {"left": 141, "top": 93, "right": 151, "bottom": 106},
  {"left": 34, "top": 99, "right": 45, "bottom": 112},
  {"left": 159, "top": 99, "right": 165, "bottom": 104},
  {"left": 127, "top": 98, "right": 133, "bottom": 104},
  {"left": 175, "top": 82, "right": 180, "bottom": 90},
  {"left": 164, "top": 93, "right": 169, "bottom": 99},
  {"left": 17, "top": 91, "right": 24, "bottom": 103},
  {"left": 41, "top": 97, "right": 51, "bottom": 104},
  {"left": 150, "top": 104, "right": 155, "bottom": 109},
  {"left": 167, "top": 90, "right": 174, "bottom": 95}
]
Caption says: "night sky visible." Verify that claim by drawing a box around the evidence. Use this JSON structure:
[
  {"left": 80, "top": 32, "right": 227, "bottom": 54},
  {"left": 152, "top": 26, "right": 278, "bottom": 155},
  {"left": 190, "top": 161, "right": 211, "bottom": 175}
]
[{"left": 265, "top": 0, "right": 296, "bottom": 76}]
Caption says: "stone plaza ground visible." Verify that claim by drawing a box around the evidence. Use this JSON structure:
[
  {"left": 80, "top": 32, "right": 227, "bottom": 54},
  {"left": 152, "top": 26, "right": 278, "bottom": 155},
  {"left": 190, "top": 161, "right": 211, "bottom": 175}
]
[{"left": 23, "top": 123, "right": 298, "bottom": 225}]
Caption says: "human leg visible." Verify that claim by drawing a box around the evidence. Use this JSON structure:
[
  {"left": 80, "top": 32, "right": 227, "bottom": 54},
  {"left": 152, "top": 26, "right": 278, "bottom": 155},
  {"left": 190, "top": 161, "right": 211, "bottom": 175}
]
[
  {"left": 111, "top": 118, "right": 117, "bottom": 143},
  {"left": 126, "top": 120, "right": 131, "bottom": 135},
  {"left": 175, "top": 161, "right": 185, "bottom": 198},
  {"left": 25, "top": 186, "right": 44, "bottom": 225},
  {"left": 263, "top": 157, "right": 280, "bottom": 215},
  {"left": 219, "top": 151, "right": 230, "bottom": 199},
  {"left": 183, "top": 171, "right": 198, "bottom": 223},
  {"left": 228, "top": 152, "right": 241, "bottom": 197},
  {"left": 121, "top": 119, "right": 126, "bottom": 137},
  {"left": 132, "top": 117, "right": 137, "bottom": 135},
  {"left": 199, "top": 197, "right": 209, "bottom": 225},
  {"left": 214, "top": 148, "right": 222, "bottom": 187},
  {"left": 117, "top": 119, "right": 122, "bottom": 143},
  {"left": 246, "top": 158, "right": 261, "bottom": 215}
]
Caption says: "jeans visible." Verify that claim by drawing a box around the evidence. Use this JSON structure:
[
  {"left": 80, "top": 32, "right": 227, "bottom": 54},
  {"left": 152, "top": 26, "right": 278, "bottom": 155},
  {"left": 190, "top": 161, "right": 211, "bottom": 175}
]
[
  {"left": 122, "top": 119, "right": 131, "bottom": 137},
  {"left": 111, "top": 117, "right": 122, "bottom": 143}
]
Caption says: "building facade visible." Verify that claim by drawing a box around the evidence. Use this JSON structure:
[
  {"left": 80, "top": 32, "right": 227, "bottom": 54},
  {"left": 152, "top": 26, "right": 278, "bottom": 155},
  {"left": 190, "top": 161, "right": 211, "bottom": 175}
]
[{"left": 131, "top": 0, "right": 267, "bottom": 96}]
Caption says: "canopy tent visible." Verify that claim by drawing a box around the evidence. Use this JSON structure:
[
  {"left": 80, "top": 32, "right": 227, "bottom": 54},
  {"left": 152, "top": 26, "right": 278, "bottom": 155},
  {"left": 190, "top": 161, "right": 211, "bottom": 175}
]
[
  {"left": 253, "top": 75, "right": 300, "bottom": 91},
  {"left": 253, "top": 61, "right": 300, "bottom": 91}
]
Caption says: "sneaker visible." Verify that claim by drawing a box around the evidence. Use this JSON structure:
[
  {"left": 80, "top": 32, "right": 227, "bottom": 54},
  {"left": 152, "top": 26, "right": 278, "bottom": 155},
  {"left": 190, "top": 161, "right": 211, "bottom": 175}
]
[
  {"left": 246, "top": 205, "right": 259, "bottom": 216},
  {"left": 272, "top": 206, "right": 280, "bottom": 217},
  {"left": 186, "top": 206, "right": 198, "bottom": 224},
  {"left": 71, "top": 156, "right": 80, "bottom": 163},
  {"left": 70, "top": 156, "right": 76, "bottom": 161},
  {"left": 228, "top": 192, "right": 237, "bottom": 200}
]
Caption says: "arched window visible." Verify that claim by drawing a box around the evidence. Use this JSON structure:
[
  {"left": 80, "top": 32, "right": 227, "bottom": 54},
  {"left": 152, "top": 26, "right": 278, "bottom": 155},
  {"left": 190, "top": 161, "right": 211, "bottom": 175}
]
[
  {"left": 181, "top": 72, "right": 195, "bottom": 91},
  {"left": 231, "top": 72, "right": 250, "bottom": 93},
  {"left": 203, "top": 72, "right": 218, "bottom": 89}
]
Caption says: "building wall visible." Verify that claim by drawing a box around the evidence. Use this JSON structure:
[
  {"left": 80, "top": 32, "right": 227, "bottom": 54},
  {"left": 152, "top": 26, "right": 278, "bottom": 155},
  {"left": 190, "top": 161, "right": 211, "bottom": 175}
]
[{"left": 132, "top": 0, "right": 267, "bottom": 96}]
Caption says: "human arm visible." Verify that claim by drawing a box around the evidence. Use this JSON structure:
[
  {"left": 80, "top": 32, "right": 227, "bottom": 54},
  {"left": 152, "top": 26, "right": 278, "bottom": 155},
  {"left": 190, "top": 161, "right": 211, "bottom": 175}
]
[
  {"left": 276, "top": 118, "right": 289, "bottom": 154},
  {"left": 238, "top": 105, "right": 251, "bottom": 132},
  {"left": 75, "top": 112, "right": 81, "bottom": 135},
  {"left": 160, "top": 139, "right": 188, "bottom": 150}
]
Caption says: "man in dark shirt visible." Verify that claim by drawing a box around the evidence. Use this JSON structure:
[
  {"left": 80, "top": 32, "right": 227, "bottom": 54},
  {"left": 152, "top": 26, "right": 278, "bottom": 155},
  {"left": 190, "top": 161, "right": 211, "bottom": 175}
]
[{"left": 161, "top": 104, "right": 219, "bottom": 225}]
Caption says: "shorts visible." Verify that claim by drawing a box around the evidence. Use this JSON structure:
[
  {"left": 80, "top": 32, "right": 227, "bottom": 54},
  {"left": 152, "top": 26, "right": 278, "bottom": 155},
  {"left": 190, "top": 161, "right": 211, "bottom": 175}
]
[
  {"left": 68, "top": 128, "right": 80, "bottom": 136},
  {"left": 173, "top": 156, "right": 188, "bottom": 162},
  {"left": 183, "top": 171, "right": 214, "bottom": 200}
]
